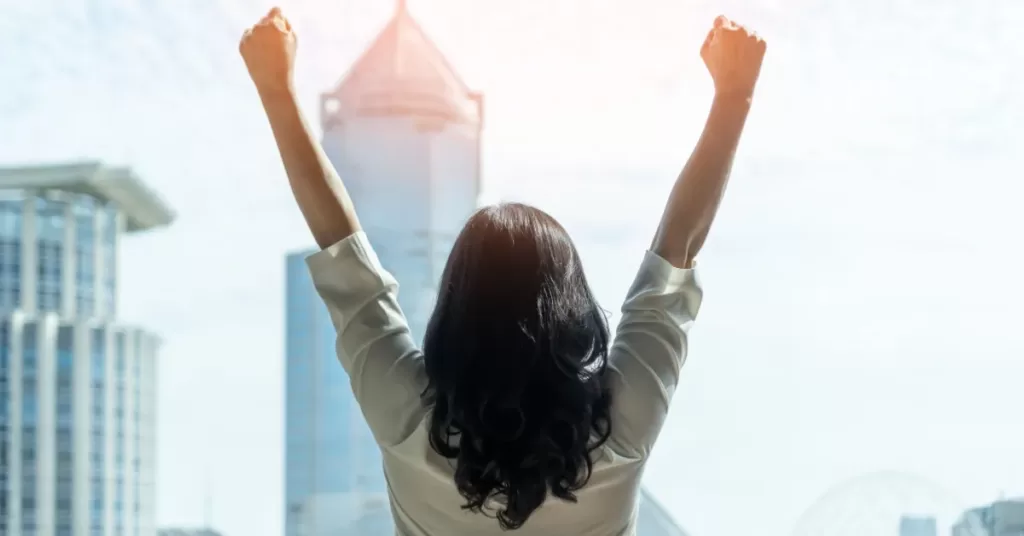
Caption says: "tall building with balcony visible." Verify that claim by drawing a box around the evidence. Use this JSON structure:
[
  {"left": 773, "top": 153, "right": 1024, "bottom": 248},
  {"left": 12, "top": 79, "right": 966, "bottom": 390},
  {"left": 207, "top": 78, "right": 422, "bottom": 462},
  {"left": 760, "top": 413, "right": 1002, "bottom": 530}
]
[{"left": 0, "top": 162, "right": 172, "bottom": 536}]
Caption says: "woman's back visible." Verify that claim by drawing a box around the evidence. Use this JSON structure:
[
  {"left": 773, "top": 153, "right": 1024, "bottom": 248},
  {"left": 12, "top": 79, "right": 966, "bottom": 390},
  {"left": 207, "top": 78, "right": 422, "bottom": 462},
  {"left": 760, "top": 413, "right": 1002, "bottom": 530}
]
[
  {"left": 305, "top": 212, "right": 701, "bottom": 534},
  {"left": 383, "top": 426, "right": 646, "bottom": 536}
]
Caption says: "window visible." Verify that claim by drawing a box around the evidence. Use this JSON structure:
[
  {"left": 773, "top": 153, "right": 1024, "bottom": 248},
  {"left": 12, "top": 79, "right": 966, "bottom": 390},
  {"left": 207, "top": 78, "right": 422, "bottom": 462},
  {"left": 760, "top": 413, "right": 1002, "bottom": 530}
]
[
  {"left": 35, "top": 198, "right": 66, "bottom": 312},
  {"left": 91, "top": 328, "right": 106, "bottom": 529},
  {"left": 76, "top": 196, "right": 97, "bottom": 315},
  {"left": 103, "top": 206, "right": 118, "bottom": 316},
  {"left": 0, "top": 234, "right": 21, "bottom": 310},
  {"left": 23, "top": 323, "right": 37, "bottom": 376}
]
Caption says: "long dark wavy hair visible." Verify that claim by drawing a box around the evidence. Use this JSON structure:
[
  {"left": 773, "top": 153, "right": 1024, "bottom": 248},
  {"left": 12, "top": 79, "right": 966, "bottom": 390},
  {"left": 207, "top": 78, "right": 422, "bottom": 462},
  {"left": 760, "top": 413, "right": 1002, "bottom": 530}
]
[{"left": 422, "top": 202, "right": 613, "bottom": 530}]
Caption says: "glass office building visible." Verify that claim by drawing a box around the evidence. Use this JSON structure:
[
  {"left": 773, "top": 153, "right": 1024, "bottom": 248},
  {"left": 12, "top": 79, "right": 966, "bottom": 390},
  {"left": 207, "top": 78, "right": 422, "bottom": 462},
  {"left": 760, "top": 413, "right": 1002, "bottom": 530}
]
[
  {"left": 0, "top": 162, "right": 173, "bottom": 536},
  {"left": 317, "top": 1, "right": 484, "bottom": 343}
]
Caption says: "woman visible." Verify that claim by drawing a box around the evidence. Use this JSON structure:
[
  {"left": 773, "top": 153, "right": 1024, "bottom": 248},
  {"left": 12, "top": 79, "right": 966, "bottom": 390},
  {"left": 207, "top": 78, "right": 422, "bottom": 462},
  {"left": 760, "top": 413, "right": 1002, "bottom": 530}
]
[{"left": 241, "top": 9, "right": 764, "bottom": 535}]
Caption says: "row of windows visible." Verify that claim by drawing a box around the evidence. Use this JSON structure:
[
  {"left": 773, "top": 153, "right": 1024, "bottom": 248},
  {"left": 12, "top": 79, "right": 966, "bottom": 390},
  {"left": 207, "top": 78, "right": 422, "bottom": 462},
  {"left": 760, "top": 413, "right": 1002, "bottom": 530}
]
[
  {"left": 0, "top": 196, "right": 119, "bottom": 316},
  {"left": 0, "top": 330, "right": 148, "bottom": 535},
  {"left": 91, "top": 328, "right": 106, "bottom": 528}
]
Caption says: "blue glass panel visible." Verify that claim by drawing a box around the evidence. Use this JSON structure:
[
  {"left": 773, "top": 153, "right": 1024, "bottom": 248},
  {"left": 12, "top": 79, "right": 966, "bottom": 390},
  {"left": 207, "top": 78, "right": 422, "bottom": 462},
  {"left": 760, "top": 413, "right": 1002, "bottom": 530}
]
[
  {"left": 35, "top": 199, "right": 65, "bottom": 312},
  {"left": 90, "top": 328, "right": 106, "bottom": 531},
  {"left": 103, "top": 206, "right": 117, "bottom": 316},
  {"left": 76, "top": 196, "right": 97, "bottom": 316}
]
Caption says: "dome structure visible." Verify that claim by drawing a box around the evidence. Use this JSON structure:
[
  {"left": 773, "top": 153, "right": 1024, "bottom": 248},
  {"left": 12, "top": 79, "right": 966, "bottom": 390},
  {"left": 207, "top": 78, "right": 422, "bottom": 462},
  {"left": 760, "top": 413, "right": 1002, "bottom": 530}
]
[{"left": 791, "top": 470, "right": 979, "bottom": 536}]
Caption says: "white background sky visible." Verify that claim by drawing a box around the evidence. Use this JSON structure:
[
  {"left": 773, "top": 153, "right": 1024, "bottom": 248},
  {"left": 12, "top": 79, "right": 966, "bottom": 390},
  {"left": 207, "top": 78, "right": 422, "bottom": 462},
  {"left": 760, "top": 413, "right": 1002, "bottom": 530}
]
[{"left": 2, "top": 0, "right": 1023, "bottom": 534}]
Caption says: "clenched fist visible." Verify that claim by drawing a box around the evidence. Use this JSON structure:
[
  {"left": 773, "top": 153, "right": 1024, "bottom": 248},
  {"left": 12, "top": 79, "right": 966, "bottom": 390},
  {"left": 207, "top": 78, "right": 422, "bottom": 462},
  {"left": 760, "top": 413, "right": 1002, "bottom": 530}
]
[
  {"left": 701, "top": 16, "right": 766, "bottom": 98},
  {"left": 240, "top": 7, "right": 297, "bottom": 96}
]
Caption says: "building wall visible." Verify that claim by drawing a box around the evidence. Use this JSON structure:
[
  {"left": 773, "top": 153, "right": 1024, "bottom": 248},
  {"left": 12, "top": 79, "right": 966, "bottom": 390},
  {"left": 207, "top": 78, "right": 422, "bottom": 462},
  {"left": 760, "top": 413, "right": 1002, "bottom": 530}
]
[
  {"left": 0, "top": 314, "right": 158, "bottom": 536},
  {"left": 0, "top": 190, "right": 158, "bottom": 536},
  {"left": 320, "top": 116, "right": 480, "bottom": 342},
  {"left": 284, "top": 253, "right": 387, "bottom": 536},
  {"left": 0, "top": 192, "right": 121, "bottom": 319}
]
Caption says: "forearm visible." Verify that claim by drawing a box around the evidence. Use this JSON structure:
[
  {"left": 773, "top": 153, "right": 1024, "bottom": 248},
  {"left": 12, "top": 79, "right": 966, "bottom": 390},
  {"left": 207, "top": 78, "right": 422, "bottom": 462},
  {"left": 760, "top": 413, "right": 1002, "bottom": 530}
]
[
  {"left": 651, "top": 93, "right": 752, "bottom": 268},
  {"left": 259, "top": 87, "right": 361, "bottom": 248}
]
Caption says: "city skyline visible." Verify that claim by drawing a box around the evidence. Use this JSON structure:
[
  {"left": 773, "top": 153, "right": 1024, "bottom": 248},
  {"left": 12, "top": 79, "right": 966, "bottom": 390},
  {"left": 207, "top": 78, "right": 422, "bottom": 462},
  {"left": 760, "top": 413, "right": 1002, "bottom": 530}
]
[{"left": 2, "top": 0, "right": 1023, "bottom": 535}]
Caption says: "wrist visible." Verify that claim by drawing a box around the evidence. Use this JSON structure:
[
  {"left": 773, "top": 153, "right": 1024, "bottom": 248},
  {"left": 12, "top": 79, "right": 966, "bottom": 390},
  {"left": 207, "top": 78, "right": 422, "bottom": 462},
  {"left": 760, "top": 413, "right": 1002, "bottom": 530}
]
[
  {"left": 256, "top": 81, "right": 297, "bottom": 103},
  {"left": 712, "top": 89, "right": 754, "bottom": 106}
]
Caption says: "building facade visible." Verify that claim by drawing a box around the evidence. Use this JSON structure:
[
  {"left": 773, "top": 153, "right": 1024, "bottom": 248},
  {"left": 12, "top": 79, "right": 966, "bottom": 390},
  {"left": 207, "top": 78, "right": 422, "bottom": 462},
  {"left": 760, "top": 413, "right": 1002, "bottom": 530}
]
[
  {"left": 900, "top": 515, "right": 938, "bottom": 536},
  {"left": 0, "top": 162, "right": 172, "bottom": 536},
  {"left": 318, "top": 0, "right": 483, "bottom": 342}
]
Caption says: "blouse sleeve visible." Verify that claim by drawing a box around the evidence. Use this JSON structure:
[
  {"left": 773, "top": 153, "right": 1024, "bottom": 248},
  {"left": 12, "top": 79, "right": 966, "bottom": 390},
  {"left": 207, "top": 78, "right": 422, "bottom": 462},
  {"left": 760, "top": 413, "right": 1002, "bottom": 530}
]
[
  {"left": 305, "top": 231, "right": 427, "bottom": 447},
  {"left": 605, "top": 250, "right": 703, "bottom": 458}
]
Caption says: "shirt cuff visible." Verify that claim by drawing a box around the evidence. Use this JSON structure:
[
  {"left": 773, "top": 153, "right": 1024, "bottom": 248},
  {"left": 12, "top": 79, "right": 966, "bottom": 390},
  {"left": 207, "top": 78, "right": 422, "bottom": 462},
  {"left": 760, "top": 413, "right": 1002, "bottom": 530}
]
[
  {"left": 305, "top": 231, "right": 387, "bottom": 282},
  {"left": 641, "top": 250, "right": 699, "bottom": 289}
]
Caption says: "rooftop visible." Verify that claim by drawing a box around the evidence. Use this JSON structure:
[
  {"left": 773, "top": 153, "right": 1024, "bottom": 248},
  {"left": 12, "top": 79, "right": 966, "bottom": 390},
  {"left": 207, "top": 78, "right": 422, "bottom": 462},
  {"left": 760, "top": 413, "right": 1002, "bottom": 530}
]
[
  {"left": 0, "top": 161, "right": 175, "bottom": 233},
  {"left": 322, "top": 2, "right": 481, "bottom": 125}
]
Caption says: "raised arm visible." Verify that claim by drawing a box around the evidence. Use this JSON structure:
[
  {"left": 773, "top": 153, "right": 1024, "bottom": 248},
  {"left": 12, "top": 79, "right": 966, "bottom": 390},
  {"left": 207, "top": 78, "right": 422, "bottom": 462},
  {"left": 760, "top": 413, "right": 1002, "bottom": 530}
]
[
  {"left": 651, "top": 16, "right": 766, "bottom": 268},
  {"left": 239, "top": 9, "right": 427, "bottom": 447},
  {"left": 606, "top": 17, "right": 766, "bottom": 458},
  {"left": 240, "top": 7, "right": 359, "bottom": 248}
]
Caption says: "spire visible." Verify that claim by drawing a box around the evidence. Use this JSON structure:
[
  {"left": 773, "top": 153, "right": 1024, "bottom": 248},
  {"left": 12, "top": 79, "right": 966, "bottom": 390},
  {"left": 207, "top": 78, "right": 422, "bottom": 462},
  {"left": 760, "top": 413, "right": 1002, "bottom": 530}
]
[{"left": 322, "top": 0, "right": 481, "bottom": 126}]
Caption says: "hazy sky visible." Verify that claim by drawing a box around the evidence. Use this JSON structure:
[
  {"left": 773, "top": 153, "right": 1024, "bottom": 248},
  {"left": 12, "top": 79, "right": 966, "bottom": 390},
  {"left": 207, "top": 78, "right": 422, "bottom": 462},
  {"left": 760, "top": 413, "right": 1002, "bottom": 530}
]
[{"left": 2, "top": 0, "right": 1023, "bottom": 535}]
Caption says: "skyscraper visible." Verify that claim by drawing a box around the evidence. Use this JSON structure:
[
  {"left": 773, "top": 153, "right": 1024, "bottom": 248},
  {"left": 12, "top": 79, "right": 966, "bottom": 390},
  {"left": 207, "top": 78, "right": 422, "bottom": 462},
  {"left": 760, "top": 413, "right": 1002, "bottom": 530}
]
[
  {"left": 0, "top": 162, "right": 172, "bottom": 536},
  {"left": 318, "top": 0, "right": 484, "bottom": 343}
]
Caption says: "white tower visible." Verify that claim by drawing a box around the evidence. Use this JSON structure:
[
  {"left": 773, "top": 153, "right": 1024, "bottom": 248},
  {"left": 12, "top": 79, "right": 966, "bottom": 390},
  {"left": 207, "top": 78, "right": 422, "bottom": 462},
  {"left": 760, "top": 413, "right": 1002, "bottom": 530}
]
[{"left": 318, "top": 1, "right": 484, "bottom": 341}]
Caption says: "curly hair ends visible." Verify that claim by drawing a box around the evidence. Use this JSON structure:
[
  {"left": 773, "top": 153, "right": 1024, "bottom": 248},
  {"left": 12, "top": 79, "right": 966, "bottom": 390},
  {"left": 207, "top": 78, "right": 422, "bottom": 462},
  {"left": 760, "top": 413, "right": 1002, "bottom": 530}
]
[{"left": 422, "top": 203, "right": 613, "bottom": 530}]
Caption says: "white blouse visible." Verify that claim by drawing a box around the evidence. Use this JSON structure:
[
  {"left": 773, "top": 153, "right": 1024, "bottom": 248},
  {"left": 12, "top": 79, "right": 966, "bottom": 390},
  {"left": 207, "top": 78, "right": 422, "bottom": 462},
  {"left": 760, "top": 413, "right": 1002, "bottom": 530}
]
[{"left": 306, "top": 231, "right": 702, "bottom": 536}]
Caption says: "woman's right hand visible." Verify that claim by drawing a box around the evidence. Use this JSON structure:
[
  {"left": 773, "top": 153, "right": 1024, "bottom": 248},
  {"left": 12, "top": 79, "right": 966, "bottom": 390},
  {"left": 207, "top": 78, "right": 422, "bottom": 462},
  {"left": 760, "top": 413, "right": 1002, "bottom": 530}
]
[
  {"left": 239, "top": 7, "right": 297, "bottom": 97},
  {"left": 701, "top": 16, "right": 767, "bottom": 99}
]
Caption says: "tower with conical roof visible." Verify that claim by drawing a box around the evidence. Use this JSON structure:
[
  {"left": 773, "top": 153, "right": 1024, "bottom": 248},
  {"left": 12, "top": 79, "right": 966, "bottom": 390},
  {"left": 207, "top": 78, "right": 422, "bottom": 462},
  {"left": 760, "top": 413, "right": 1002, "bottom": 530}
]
[{"left": 319, "top": 0, "right": 483, "bottom": 341}]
